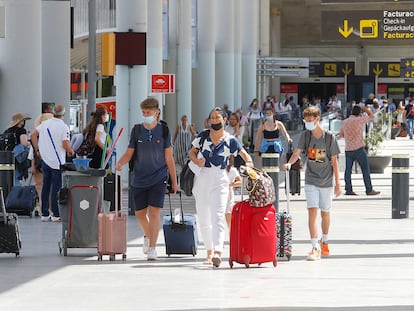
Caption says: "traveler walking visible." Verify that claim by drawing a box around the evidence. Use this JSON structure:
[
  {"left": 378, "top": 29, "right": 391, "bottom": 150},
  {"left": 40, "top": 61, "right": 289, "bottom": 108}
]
[
  {"left": 405, "top": 98, "right": 414, "bottom": 139},
  {"left": 115, "top": 97, "right": 178, "bottom": 261},
  {"left": 283, "top": 106, "right": 341, "bottom": 261},
  {"left": 188, "top": 107, "right": 253, "bottom": 267},
  {"left": 173, "top": 114, "right": 196, "bottom": 168},
  {"left": 339, "top": 105, "right": 380, "bottom": 196},
  {"left": 31, "top": 104, "right": 74, "bottom": 222}
]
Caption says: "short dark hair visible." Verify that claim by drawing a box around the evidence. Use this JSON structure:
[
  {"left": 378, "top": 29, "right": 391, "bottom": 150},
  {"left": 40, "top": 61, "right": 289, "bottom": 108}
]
[
  {"left": 41, "top": 102, "right": 53, "bottom": 113},
  {"left": 351, "top": 105, "right": 361, "bottom": 116}
]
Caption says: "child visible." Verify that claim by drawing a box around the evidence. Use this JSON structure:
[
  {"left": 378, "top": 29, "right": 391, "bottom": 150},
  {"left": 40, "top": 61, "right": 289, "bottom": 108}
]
[{"left": 225, "top": 155, "right": 242, "bottom": 232}]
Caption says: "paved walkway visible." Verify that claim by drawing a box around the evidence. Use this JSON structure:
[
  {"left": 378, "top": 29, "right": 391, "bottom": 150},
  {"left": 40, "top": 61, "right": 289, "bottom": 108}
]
[{"left": 1, "top": 137, "right": 414, "bottom": 311}]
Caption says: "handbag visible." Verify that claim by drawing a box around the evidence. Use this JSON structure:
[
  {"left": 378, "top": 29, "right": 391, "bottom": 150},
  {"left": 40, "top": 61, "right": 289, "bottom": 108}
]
[
  {"left": 241, "top": 166, "right": 276, "bottom": 207},
  {"left": 180, "top": 161, "right": 195, "bottom": 196}
]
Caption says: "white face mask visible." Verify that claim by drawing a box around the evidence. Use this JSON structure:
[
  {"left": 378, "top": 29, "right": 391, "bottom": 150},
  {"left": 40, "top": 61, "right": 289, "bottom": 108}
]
[
  {"left": 104, "top": 114, "right": 109, "bottom": 122},
  {"left": 304, "top": 121, "right": 316, "bottom": 131}
]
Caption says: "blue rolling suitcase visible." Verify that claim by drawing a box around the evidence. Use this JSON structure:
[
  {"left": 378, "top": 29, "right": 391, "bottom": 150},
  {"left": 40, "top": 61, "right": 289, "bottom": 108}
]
[{"left": 163, "top": 191, "right": 198, "bottom": 256}]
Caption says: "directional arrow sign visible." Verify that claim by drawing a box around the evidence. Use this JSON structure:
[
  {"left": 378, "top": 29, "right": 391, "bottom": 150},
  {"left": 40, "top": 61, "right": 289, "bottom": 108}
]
[
  {"left": 373, "top": 64, "right": 383, "bottom": 76},
  {"left": 338, "top": 20, "right": 353, "bottom": 38},
  {"left": 342, "top": 63, "right": 352, "bottom": 76}
]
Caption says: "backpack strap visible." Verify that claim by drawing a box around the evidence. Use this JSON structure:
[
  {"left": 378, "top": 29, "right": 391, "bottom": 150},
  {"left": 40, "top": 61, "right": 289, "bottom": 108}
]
[{"left": 302, "top": 130, "right": 332, "bottom": 160}]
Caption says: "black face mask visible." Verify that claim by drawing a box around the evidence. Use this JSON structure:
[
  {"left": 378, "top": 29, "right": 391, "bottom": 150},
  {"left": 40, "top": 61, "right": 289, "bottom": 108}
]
[{"left": 211, "top": 123, "right": 223, "bottom": 131}]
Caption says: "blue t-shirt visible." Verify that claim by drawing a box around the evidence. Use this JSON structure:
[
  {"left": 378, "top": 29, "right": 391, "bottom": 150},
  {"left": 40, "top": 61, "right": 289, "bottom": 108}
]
[
  {"left": 192, "top": 131, "right": 243, "bottom": 169},
  {"left": 128, "top": 123, "right": 172, "bottom": 188}
]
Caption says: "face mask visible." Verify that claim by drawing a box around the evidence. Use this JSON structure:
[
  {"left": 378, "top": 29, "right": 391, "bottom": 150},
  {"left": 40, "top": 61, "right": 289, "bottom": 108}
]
[
  {"left": 142, "top": 114, "right": 155, "bottom": 124},
  {"left": 304, "top": 121, "right": 316, "bottom": 131},
  {"left": 211, "top": 122, "right": 223, "bottom": 131},
  {"left": 265, "top": 116, "right": 274, "bottom": 121},
  {"left": 104, "top": 114, "right": 109, "bottom": 122}
]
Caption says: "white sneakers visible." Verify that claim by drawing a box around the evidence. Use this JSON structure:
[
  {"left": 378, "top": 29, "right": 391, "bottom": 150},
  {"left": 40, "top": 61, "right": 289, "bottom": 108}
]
[
  {"left": 143, "top": 236, "right": 150, "bottom": 255},
  {"left": 147, "top": 247, "right": 157, "bottom": 261},
  {"left": 41, "top": 215, "right": 61, "bottom": 222}
]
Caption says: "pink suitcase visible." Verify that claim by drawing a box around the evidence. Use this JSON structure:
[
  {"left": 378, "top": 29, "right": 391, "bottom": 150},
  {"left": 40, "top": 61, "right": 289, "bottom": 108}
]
[{"left": 97, "top": 174, "right": 127, "bottom": 261}]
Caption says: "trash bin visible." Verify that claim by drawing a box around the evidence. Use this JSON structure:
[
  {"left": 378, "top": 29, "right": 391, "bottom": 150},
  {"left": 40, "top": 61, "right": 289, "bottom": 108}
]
[
  {"left": 392, "top": 154, "right": 409, "bottom": 219},
  {"left": 0, "top": 151, "right": 14, "bottom": 201},
  {"left": 58, "top": 170, "right": 104, "bottom": 256}
]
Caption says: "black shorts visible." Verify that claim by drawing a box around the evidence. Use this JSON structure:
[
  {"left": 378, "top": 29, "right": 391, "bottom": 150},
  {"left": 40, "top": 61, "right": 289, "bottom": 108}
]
[{"left": 131, "top": 178, "right": 167, "bottom": 211}]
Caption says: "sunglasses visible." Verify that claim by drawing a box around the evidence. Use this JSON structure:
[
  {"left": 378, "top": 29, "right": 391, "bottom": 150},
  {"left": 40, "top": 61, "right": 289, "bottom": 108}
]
[{"left": 147, "top": 130, "right": 153, "bottom": 142}]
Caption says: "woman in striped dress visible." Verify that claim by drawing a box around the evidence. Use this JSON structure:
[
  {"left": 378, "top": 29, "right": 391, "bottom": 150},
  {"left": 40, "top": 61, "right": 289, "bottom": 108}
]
[{"left": 173, "top": 115, "right": 196, "bottom": 168}]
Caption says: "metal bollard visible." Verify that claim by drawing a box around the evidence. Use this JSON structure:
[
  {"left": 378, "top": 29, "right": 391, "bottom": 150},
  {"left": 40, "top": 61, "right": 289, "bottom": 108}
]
[
  {"left": 0, "top": 151, "right": 15, "bottom": 201},
  {"left": 261, "top": 153, "right": 279, "bottom": 209},
  {"left": 391, "top": 154, "right": 410, "bottom": 219}
]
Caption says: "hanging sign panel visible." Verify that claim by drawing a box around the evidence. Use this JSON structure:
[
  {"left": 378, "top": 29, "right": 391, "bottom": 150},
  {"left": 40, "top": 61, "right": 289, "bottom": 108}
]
[{"left": 321, "top": 10, "right": 414, "bottom": 41}]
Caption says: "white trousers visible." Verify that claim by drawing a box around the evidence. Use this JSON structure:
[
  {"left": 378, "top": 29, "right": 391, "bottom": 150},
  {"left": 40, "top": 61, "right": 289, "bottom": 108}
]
[{"left": 193, "top": 166, "right": 229, "bottom": 253}]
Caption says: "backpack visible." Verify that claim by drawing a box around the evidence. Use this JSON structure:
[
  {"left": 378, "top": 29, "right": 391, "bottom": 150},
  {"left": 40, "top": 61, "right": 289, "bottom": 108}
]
[
  {"left": 302, "top": 130, "right": 333, "bottom": 161},
  {"left": 129, "top": 121, "right": 169, "bottom": 171},
  {"left": 0, "top": 131, "right": 18, "bottom": 151},
  {"left": 410, "top": 105, "right": 414, "bottom": 116},
  {"left": 75, "top": 133, "right": 95, "bottom": 157}
]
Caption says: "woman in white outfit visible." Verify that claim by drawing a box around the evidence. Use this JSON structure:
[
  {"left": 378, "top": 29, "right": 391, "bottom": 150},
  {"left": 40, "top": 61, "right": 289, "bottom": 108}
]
[{"left": 188, "top": 107, "right": 253, "bottom": 268}]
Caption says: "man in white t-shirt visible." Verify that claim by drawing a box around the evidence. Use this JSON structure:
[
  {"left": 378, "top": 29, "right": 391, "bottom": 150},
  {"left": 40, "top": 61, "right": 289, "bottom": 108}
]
[{"left": 31, "top": 104, "right": 74, "bottom": 222}]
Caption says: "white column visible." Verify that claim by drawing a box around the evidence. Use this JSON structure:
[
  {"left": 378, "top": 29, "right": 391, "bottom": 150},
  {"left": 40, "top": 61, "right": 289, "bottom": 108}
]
[
  {"left": 215, "top": 0, "right": 234, "bottom": 112},
  {"left": 258, "top": 0, "right": 270, "bottom": 103},
  {"left": 42, "top": 0, "right": 71, "bottom": 125},
  {"left": 165, "top": 0, "right": 192, "bottom": 130},
  {"left": 0, "top": 0, "right": 41, "bottom": 131},
  {"left": 241, "top": 0, "right": 258, "bottom": 112},
  {"left": 233, "top": 2, "right": 241, "bottom": 111},
  {"left": 193, "top": 0, "right": 215, "bottom": 130},
  {"left": 116, "top": 0, "right": 147, "bottom": 181},
  {"left": 147, "top": 0, "right": 163, "bottom": 116},
  {"left": 270, "top": 7, "right": 281, "bottom": 97}
]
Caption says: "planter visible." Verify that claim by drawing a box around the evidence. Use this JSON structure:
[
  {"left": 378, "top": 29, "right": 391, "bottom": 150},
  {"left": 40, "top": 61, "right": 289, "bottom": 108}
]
[
  {"left": 367, "top": 155, "right": 391, "bottom": 174},
  {"left": 390, "top": 127, "right": 401, "bottom": 139}
]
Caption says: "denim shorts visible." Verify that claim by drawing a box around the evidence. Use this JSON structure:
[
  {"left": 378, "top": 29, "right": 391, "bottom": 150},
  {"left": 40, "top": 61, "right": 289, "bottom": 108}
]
[
  {"left": 304, "top": 184, "right": 333, "bottom": 212},
  {"left": 131, "top": 178, "right": 167, "bottom": 211}
]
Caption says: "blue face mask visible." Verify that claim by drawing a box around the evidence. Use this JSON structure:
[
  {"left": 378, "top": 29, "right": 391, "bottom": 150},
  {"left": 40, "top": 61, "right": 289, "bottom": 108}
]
[
  {"left": 142, "top": 114, "right": 155, "bottom": 124},
  {"left": 304, "top": 121, "right": 316, "bottom": 131},
  {"left": 265, "top": 115, "right": 274, "bottom": 121}
]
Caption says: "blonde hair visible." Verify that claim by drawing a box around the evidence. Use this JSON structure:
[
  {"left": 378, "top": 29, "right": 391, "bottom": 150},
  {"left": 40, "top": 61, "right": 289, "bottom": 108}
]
[
  {"left": 140, "top": 97, "right": 159, "bottom": 110},
  {"left": 303, "top": 106, "right": 321, "bottom": 118}
]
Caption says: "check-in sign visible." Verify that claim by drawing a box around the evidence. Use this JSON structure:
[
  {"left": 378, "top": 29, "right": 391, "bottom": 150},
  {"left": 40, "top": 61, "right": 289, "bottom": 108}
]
[
  {"left": 151, "top": 74, "right": 175, "bottom": 93},
  {"left": 321, "top": 10, "right": 414, "bottom": 41}
]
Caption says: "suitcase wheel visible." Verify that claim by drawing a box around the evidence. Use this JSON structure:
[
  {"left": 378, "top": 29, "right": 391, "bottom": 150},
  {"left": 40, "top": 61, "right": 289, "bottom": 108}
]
[
  {"left": 122, "top": 254, "right": 127, "bottom": 261},
  {"left": 191, "top": 246, "right": 196, "bottom": 256},
  {"left": 97, "top": 254, "right": 103, "bottom": 261},
  {"left": 272, "top": 259, "right": 278, "bottom": 267},
  {"left": 109, "top": 254, "right": 115, "bottom": 261},
  {"left": 229, "top": 260, "right": 233, "bottom": 269}
]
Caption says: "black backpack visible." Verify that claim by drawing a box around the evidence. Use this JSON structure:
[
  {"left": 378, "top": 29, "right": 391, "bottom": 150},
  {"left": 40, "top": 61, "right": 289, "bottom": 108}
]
[
  {"left": 0, "top": 130, "right": 18, "bottom": 151},
  {"left": 75, "top": 133, "right": 96, "bottom": 157}
]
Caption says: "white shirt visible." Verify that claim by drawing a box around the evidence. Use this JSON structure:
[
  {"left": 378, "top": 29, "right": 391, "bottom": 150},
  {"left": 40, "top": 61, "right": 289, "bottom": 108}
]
[
  {"left": 37, "top": 117, "right": 70, "bottom": 169},
  {"left": 96, "top": 124, "right": 106, "bottom": 146}
]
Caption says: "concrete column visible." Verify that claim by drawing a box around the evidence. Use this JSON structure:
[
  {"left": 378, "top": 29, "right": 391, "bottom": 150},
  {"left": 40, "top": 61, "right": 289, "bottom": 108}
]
[
  {"left": 165, "top": 0, "right": 192, "bottom": 131},
  {"left": 116, "top": 0, "right": 147, "bottom": 181},
  {"left": 258, "top": 0, "right": 270, "bottom": 103},
  {"left": 193, "top": 0, "right": 215, "bottom": 131},
  {"left": 0, "top": 0, "right": 41, "bottom": 131},
  {"left": 241, "top": 0, "right": 258, "bottom": 112},
  {"left": 270, "top": 7, "right": 281, "bottom": 97},
  {"left": 233, "top": 3, "right": 241, "bottom": 111},
  {"left": 215, "top": 0, "right": 235, "bottom": 112},
  {"left": 41, "top": 0, "right": 71, "bottom": 125},
  {"left": 147, "top": 0, "right": 163, "bottom": 116}
]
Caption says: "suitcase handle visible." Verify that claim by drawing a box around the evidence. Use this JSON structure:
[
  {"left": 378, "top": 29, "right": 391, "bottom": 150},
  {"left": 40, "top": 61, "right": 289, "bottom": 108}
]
[
  {"left": 285, "top": 168, "right": 290, "bottom": 213},
  {"left": 0, "top": 187, "right": 7, "bottom": 224},
  {"left": 167, "top": 190, "right": 185, "bottom": 225}
]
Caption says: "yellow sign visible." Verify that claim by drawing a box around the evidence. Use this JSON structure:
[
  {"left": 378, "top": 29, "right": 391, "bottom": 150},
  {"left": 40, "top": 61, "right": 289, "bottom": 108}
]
[
  {"left": 373, "top": 64, "right": 383, "bottom": 76},
  {"left": 324, "top": 64, "right": 337, "bottom": 76},
  {"left": 388, "top": 64, "right": 400, "bottom": 77},
  {"left": 342, "top": 63, "right": 352, "bottom": 75},
  {"left": 338, "top": 20, "right": 353, "bottom": 38},
  {"left": 360, "top": 20, "right": 378, "bottom": 39}
]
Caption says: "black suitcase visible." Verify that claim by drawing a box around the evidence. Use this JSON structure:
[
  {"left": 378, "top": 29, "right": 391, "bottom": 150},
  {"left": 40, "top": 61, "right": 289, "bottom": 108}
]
[
  {"left": 289, "top": 169, "right": 301, "bottom": 195},
  {"left": 0, "top": 188, "right": 21, "bottom": 257},
  {"left": 104, "top": 174, "right": 121, "bottom": 212},
  {"left": 277, "top": 171, "right": 293, "bottom": 261},
  {"left": 162, "top": 191, "right": 198, "bottom": 256},
  {"left": 5, "top": 185, "right": 37, "bottom": 217}
]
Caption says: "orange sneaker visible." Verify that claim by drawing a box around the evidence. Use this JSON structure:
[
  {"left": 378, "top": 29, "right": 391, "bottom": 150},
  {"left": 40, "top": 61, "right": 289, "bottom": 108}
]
[{"left": 320, "top": 241, "right": 330, "bottom": 257}]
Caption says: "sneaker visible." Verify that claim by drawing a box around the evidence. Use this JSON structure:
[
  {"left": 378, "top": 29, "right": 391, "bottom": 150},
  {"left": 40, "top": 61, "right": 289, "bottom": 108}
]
[
  {"left": 143, "top": 236, "right": 150, "bottom": 255},
  {"left": 41, "top": 215, "right": 51, "bottom": 222},
  {"left": 212, "top": 254, "right": 222, "bottom": 268},
  {"left": 320, "top": 241, "right": 330, "bottom": 257},
  {"left": 306, "top": 248, "right": 321, "bottom": 261},
  {"left": 147, "top": 247, "right": 157, "bottom": 261},
  {"left": 51, "top": 216, "right": 62, "bottom": 222}
]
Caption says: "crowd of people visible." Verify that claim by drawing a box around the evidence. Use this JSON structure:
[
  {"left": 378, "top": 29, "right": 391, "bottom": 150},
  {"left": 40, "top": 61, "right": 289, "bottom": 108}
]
[{"left": 3, "top": 92, "right": 413, "bottom": 265}]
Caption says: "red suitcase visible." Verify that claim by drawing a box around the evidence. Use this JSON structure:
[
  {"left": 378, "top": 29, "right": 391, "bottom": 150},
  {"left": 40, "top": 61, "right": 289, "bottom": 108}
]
[
  {"left": 229, "top": 201, "right": 277, "bottom": 268},
  {"left": 97, "top": 174, "right": 127, "bottom": 261}
]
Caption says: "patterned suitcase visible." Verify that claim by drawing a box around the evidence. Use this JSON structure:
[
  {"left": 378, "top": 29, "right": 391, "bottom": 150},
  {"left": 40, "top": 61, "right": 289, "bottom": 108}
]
[
  {"left": 277, "top": 170, "right": 293, "bottom": 260},
  {"left": 0, "top": 187, "right": 21, "bottom": 257},
  {"left": 163, "top": 191, "right": 198, "bottom": 256},
  {"left": 229, "top": 201, "right": 277, "bottom": 268},
  {"left": 98, "top": 174, "right": 127, "bottom": 261}
]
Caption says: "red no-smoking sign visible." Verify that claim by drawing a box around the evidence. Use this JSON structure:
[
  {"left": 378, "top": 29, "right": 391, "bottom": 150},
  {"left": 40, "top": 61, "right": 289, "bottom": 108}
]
[{"left": 151, "top": 74, "right": 175, "bottom": 93}]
